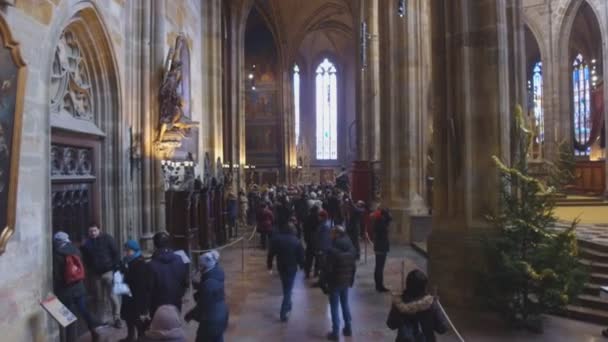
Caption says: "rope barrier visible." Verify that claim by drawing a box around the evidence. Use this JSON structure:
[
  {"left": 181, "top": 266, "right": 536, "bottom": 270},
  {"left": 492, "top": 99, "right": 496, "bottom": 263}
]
[
  {"left": 191, "top": 225, "right": 258, "bottom": 254},
  {"left": 437, "top": 300, "right": 466, "bottom": 342}
]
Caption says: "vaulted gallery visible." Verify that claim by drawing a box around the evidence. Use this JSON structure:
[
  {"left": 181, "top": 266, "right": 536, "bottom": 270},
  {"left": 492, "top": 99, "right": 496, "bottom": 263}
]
[{"left": 0, "top": 0, "right": 607, "bottom": 341}]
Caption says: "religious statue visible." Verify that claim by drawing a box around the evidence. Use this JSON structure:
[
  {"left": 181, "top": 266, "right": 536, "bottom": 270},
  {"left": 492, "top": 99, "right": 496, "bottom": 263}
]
[
  {"left": 157, "top": 35, "right": 198, "bottom": 145},
  {"left": 203, "top": 152, "right": 211, "bottom": 187},
  {"left": 216, "top": 157, "right": 224, "bottom": 184}
]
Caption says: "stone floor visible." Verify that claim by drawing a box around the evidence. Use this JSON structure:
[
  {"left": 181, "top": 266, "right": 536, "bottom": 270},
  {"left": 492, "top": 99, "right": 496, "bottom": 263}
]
[{"left": 79, "top": 240, "right": 606, "bottom": 342}]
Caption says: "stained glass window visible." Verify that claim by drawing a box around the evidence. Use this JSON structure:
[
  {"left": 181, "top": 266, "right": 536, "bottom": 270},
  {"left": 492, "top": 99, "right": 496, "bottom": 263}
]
[
  {"left": 572, "top": 54, "right": 591, "bottom": 156},
  {"left": 315, "top": 58, "right": 337, "bottom": 160},
  {"left": 293, "top": 64, "right": 300, "bottom": 146},
  {"left": 532, "top": 62, "right": 544, "bottom": 143}
]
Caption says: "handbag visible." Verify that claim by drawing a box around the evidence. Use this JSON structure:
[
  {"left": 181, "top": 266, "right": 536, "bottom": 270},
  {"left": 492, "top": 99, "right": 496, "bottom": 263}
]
[{"left": 112, "top": 271, "right": 132, "bottom": 297}]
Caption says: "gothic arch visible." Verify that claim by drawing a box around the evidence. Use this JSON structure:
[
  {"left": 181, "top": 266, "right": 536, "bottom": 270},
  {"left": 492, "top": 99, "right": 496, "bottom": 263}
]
[
  {"left": 556, "top": 0, "right": 605, "bottom": 149},
  {"left": 46, "top": 2, "right": 123, "bottom": 239}
]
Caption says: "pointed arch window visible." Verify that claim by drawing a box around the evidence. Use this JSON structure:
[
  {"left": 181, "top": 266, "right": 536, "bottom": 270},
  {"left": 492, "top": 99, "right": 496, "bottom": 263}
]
[
  {"left": 572, "top": 53, "right": 591, "bottom": 156},
  {"left": 293, "top": 64, "right": 300, "bottom": 146},
  {"left": 315, "top": 58, "right": 337, "bottom": 160},
  {"left": 531, "top": 62, "right": 544, "bottom": 143}
]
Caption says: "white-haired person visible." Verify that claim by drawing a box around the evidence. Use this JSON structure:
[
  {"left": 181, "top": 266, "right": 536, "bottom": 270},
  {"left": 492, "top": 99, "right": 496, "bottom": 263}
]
[{"left": 185, "top": 250, "right": 229, "bottom": 342}]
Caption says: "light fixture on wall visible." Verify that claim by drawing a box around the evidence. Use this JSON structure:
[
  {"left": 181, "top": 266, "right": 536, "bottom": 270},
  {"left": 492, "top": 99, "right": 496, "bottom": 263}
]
[{"left": 398, "top": 0, "right": 407, "bottom": 18}]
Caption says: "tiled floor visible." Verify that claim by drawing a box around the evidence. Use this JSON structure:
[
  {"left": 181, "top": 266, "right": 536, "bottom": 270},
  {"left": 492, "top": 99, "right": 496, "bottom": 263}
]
[{"left": 80, "top": 240, "right": 606, "bottom": 342}]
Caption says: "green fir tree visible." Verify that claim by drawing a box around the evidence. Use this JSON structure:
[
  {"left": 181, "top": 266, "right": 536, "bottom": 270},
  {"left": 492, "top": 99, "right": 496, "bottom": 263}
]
[{"left": 481, "top": 105, "right": 587, "bottom": 332}]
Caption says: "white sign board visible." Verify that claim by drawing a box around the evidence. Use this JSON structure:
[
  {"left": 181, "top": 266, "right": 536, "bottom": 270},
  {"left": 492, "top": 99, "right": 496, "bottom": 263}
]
[{"left": 40, "top": 295, "right": 77, "bottom": 327}]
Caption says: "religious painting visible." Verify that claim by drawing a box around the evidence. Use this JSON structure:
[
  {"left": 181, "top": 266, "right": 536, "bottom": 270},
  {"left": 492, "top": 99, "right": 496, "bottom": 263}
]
[
  {"left": 246, "top": 89, "right": 276, "bottom": 119},
  {"left": 246, "top": 124, "right": 277, "bottom": 153},
  {"left": 319, "top": 169, "right": 335, "bottom": 185},
  {"left": 0, "top": 18, "right": 26, "bottom": 255}
]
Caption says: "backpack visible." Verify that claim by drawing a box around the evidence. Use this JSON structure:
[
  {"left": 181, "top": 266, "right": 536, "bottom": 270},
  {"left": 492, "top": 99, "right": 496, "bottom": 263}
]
[{"left": 64, "top": 254, "right": 86, "bottom": 284}]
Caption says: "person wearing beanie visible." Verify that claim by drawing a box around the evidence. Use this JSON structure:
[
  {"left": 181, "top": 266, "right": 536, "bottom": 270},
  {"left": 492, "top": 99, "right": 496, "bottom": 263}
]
[
  {"left": 140, "top": 305, "right": 186, "bottom": 342},
  {"left": 119, "top": 239, "right": 148, "bottom": 342},
  {"left": 146, "top": 232, "right": 188, "bottom": 317},
  {"left": 321, "top": 225, "right": 357, "bottom": 341},
  {"left": 53, "top": 231, "right": 102, "bottom": 341},
  {"left": 185, "top": 250, "right": 229, "bottom": 342}
]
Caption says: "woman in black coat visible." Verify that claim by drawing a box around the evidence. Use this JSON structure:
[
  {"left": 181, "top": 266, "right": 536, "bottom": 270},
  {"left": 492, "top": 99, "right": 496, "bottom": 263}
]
[
  {"left": 119, "top": 240, "right": 149, "bottom": 342},
  {"left": 386, "top": 270, "right": 449, "bottom": 342}
]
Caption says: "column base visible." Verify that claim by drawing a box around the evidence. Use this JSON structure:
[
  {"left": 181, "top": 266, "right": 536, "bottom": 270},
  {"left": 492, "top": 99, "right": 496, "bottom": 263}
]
[{"left": 428, "top": 229, "right": 486, "bottom": 308}]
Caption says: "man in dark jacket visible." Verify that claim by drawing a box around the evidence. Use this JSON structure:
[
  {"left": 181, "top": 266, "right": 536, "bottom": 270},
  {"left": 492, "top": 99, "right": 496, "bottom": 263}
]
[
  {"left": 348, "top": 200, "right": 366, "bottom": 260},
  {"left": 321, "top": 226, "right": 356, "bottom": 341},
  {"left": 146, "top": 232, "right": 189, "bottom": 317},
  {"left": 120, "top": 240, "right": 149, "bottom": 342},
  {"left": 303, "top": 205, "right": 320, "bottom": 278},
  {"left": 267, "top": 220, "right": 305, "bottom": 322},
  {"left": 81, "top": 224, "right": 122, "bottom": 327},
  {"left": 186, "top": 250, "right": 229, "bottom": 342},
  {"left": 53, "top": 231, "right": 101, "bottom": 341},
  {"left": 371, "top": 208, "right": 391, "bottom": 292}
]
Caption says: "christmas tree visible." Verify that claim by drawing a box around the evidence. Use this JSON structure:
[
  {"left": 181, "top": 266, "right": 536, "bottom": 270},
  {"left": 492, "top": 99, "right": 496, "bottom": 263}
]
[{"left": 482, "top": 105, "right": 587, "bottom": 331}]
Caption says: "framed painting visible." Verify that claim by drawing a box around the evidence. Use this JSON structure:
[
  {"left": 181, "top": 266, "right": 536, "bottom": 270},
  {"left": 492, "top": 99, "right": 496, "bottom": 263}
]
[{"left": 0, "top": 17, "right": 26, "bottom": 255}]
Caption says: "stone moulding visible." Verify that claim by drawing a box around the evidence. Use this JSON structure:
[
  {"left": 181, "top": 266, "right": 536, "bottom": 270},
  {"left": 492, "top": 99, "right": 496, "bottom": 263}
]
[{"left": 0, "top": 15, "right": 26, "bottom": 255}]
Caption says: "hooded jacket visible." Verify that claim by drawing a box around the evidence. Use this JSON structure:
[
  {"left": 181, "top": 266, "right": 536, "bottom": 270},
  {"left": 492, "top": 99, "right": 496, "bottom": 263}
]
[
  {"left": 140, "top": 305, "right": 186, "bottom": 342},
  {"left": 147, "top": 249, "right": 189, "bottom": 316},
  {"left": 386, "top": 294, "right": 448, "bottom": 342},
  {"left": 53, "top": 242, "right": 87, "bottom": 301}
]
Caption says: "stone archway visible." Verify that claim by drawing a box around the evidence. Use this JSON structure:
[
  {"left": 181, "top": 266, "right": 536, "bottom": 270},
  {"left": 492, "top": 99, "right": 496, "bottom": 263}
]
[{"left": 47, "top": 3, "right": 122, "bottom": 334}]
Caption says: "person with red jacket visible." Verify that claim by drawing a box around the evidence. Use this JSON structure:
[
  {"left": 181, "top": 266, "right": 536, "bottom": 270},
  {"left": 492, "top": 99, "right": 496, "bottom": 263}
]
[{"left": 257, "top": 203, "right": 274, "bottom": 249}]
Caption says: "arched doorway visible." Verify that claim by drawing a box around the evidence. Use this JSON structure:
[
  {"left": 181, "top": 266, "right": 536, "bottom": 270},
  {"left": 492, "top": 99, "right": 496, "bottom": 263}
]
[{"left": 48, "top": 6, "right": 121, "bottom": 335}]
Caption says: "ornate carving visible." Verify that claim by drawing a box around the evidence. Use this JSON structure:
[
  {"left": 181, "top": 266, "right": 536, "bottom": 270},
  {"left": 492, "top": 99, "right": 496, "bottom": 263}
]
[
  {"left": 50, "top": 30, "right": 93, "bottom": 121},
  {"left": 51, "top": 144, "right": 94, "bottom": 177},
  {"left": 156, "top": 34, "right": 198, "bottom": 149}
]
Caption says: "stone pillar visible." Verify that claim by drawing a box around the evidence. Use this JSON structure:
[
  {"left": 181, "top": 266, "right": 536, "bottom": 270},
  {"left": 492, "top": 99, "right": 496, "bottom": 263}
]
[
  {"left": 428, "top": 0, "right": 515, "bottom": 307},
  {"left": 377, "top": 0, "right": 432, "bottom": 243}
]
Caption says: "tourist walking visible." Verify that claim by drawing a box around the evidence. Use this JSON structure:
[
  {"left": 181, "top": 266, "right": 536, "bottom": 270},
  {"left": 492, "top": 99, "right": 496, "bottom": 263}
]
[
  {"left": 53, "top": 231, "right": 102, "bottom": 341},
  {"left": 303, "top": 205, "right": 321, "bottom": 278},
  {"left": 348, "top": 200, "right": 366, "bottom": 260},
  {"left": 321, "top": 226, "right": 357, "bottom": 341},
  {"left": 267, "top": 221, "right": 305, "bottom": 321},
  {"left": 119, "top": 239, "right": 148, "bottom": 342},
  {"left": 185, "top": 250, "right": 229, "bottom": 342},
  {"left": 386, "top": 270, "right": 448, "bottom": 342},
  {"left": 146, "top": 232, "right": 189, "bottom": 316},
  {"left": 80, "top": 223, "right": 122, "bottom": 328},
  {"left": 257, "top": 203, "right": 274, "bottom": 249}
]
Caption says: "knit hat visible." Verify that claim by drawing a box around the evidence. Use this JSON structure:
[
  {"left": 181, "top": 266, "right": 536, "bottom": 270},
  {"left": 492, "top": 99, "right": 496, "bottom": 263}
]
[
  {"left": 53, "top": 231, "right": 70, "bottom": 243},
  {"left": 124, "top": 239, "right": 141, "bottom": 252},
  {"left": 198, "top": 250, "right": 220, "bottom": 273}
]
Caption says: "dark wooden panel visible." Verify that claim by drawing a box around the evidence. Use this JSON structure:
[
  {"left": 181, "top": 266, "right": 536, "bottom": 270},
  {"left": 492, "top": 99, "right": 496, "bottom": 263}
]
[{"left": 573, "top": 160, "right": 606, "bottom": 195}]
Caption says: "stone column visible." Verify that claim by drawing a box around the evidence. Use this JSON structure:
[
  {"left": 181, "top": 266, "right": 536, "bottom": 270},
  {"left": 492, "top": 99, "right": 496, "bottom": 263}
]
[{"left": 428, "top": 0, "right": 515, "bottom": 307}]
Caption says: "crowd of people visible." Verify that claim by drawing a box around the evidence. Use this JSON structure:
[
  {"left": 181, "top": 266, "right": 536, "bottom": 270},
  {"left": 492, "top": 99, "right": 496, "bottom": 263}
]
[{"left": 52, "top": 180, "right": 448, "bottom": 342}]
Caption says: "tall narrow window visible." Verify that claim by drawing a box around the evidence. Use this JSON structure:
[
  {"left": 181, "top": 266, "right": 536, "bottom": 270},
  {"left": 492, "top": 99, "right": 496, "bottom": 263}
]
[
  {"left": 532, "top": 62, "right": 544, "bottom": 143},
  {"left": 315, "top": 58, "right": 337, "bottom": 160},
  {"left": 293, "top": 64, "right": 300, "bottom": 146},
  {"left": 572, "top": 53, "right": 591, "bottom": 156}
]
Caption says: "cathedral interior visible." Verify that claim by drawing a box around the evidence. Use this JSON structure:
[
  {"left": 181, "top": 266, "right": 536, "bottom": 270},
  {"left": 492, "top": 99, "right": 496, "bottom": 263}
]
[{"left": 0, "top": 0, "right": 608, "bottom": 341}]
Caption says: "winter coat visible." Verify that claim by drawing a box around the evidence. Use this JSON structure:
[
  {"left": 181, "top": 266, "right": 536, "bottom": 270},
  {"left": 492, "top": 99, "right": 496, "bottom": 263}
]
[
  {"left": 372, "top": 210, "right": 391, "bottom": 253},
  {"left": 53, "top": 242, "right": 87, "bottom": 302},
  {"left": 257, "top": 207, "right": 274, "bottom": 233},
  {"left": 81, "top": 233, "right": 120, "bottom": 275},
  {"left": 192, "top": 265, "right": 229, "bottom": 341},
  {"left": 386, "top": 295, "right": 449, "bottom": 342},
  {"left": 120, "top": 256, "right": 149, "bottom": 322},
  {"left": 303, "top": 211, "right": 319, "bottom": 247},
  {"left": 267, "top": 230, "right": 305, "bottom": 273},
  {"left": 147, "top": 249, "right": 189, "bottom": 316},
  {"left": 322, "top": 235, "right": 356, "bottom": 291},
  {"left": 316, "top": 220, "right": 333, "bottom": 253},
  {"left": 139, "top": 305, "right": 187, "bottom": 342}
]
